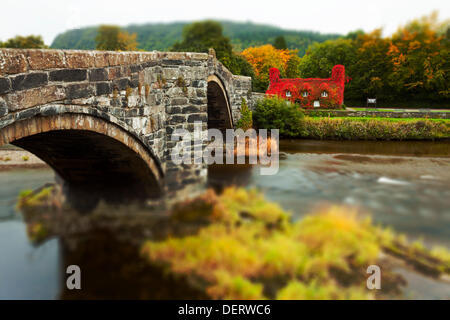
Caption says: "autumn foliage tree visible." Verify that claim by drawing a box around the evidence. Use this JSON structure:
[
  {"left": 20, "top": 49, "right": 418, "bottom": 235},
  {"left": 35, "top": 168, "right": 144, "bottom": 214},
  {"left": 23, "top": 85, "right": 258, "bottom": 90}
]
[
  {"left": 95, "top": 25, "right": 138, "bottom": 51},
  {"left": 296, "top": 12, "right": 449, "bottom": 105},
  {"left": 0, "top": 35, "right": 48, "bottom": 49},
  {"left": 387, "top": 12, "right": 449, "bottom": 101},
  {"left": 241, "top": 44, "right": 301, "bottom": 92}
]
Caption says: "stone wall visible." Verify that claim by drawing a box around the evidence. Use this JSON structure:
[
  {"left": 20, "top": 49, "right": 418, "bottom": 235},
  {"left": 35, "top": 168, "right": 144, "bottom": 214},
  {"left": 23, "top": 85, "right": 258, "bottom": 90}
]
[
  {"left": 249, "top": 92, "right": 266, "bottom": 110},
  {"left": 207, "top": 52, "right": 252, "bottom": 125}
]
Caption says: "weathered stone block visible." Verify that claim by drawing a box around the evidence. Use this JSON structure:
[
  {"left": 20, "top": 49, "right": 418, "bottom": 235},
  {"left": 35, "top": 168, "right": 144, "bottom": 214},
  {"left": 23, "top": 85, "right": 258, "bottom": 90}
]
[
  {"left": 7, "top": 85, "right": 65, "bottom": 111},
  {"left": 108, "top": 66, "right": 122, "bottom": 80},
  {"left": 0, "top": 50, "right": 28, "bottom": 75},
  {"left": 96, "top": 82, "right": 112, "bottom": 95},
  {"left": 182, "top": 105, "right": 203, "bottom": 114},
  {"left": 113, "top": 78, "right": 130, "bottom": 91},
  {"left": 91, "top": 52, "right": 109, "bottom": 68},
  {"left": 26, "top": 50, "right": 66, "bottom": 70},
  {"left": 65, "top": 51, "right": 96, "bottom": 68},
  {"left": 166, "top": 106, "right": 182, "bottom": 114},
  {"left": 16, "top": 107, "right": 39, "bottom": 120},
  {"left": 66, "top": 83, "right": 94, "bottom": 100},
  {"left": 11, "top": 73, "right": 48, "bottom": 91},
  {"left": 89, "top": 68, "right": 108, "bottom": 82},
  {"left": 162, "top": 68, "right": 180, "bottom": 80},
  {"left": 130, "top": 64, "right": 143, "bottom": 73},
  {"left": 187, "top": 114, "right": 207, "bottom": 123},
  {"left": 50, "top": 69, "right": 87, "bottom": 82},
  {"left": 162, "top": 59, "right": 184, "bottom": 66},
  {"left": 0, "top": 97, "right": 8, "bottom": 116},
  {"left": 192, "top": 80, "right": 206, "bottom": 88},
  {"left": 196, "top": 88, "right": 206, "bottom": 97},
  {"left": 0, "top": 77, "right": 11, "bottom": 94},
  {"left": 186, "top": 52, "right": 209, "bottom": 60},
  {"left": 185, "top": 60, "right": 203, "bottom": 67},
  {"left": 171, "top": 97, "right": 189, "bottom": 105},
  {"left": 169, "top": 115, "right": 186, "bottom": 124},
  {"left": 189, "top": 98, "right": 207, "bottom": 105},
  {"left": 130, "top": 74, "right": 139, "bottom": 88}
]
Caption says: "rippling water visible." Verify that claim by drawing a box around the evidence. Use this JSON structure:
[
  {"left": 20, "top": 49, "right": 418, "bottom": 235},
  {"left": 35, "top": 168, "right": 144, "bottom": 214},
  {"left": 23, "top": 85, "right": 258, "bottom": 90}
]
[{"left": 0, "top": 140, "right": 449, "bottom": 299}]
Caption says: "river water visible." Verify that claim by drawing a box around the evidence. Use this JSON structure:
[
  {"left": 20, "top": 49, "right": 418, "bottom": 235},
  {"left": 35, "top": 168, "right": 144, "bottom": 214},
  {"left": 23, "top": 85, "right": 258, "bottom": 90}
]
[{"left": 0, "top": 140, "right": 449, "bottom": 299}]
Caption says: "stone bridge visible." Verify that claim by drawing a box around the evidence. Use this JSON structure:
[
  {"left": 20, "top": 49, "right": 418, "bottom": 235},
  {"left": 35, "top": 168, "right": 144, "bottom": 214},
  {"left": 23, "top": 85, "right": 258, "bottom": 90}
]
[{"left": 0, "top": 48, "right": 253, "bottom": 202}]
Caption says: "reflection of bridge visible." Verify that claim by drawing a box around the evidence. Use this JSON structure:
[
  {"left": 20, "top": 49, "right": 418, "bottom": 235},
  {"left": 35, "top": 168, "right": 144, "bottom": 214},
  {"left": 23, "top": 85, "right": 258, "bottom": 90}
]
[{"left": 0, "top": 49, "right": 254, "bottom": 201}]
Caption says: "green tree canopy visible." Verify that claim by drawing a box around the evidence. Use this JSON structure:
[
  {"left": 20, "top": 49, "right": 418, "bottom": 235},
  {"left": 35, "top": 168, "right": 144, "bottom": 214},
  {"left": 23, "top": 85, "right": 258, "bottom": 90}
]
[
  {"left": 171, "top": 20, "right": 255, "bottom": 78},
  {"left": 0, "top": 35, "right": 48, "bottom": 49},
  {"left": 171, "top": 21, "right": 232, "bottom": 61},
  {"left": 273, "top": 35, "right": 287, "bottom": 49},
  {"left": 95, "top": 25, "right": 138, "bottom": 51}
]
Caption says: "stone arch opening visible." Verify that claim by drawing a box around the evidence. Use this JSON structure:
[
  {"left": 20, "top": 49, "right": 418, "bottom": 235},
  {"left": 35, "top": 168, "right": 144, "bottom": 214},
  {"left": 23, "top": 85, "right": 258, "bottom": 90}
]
[
  {"left": 207, "top": 75, "right": 233, "bottom": 131},
  {"left": 1, "top": 113, "right": 163, "bottom": 209}
]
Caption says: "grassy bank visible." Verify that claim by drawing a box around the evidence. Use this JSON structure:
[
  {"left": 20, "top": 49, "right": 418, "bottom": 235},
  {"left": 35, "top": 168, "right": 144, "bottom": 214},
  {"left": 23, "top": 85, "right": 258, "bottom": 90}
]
[
  {"left": 252, "top": 97, "right": 450, "bottom": 140},
  {"left": 301, "top": 117, "right": 450, "bottom": 141}
]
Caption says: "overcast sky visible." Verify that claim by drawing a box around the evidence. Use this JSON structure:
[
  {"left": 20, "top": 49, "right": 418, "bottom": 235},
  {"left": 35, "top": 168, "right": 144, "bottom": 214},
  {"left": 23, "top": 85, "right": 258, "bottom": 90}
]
[{"left": 2, "top": 0, "right": 449, "bottom": 45}]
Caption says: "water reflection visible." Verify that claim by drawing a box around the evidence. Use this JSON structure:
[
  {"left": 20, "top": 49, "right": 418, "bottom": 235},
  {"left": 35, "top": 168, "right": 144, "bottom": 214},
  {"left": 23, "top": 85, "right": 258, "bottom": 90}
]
[{"left": 0, "top": 139, "right": 449, "bottom": 299}]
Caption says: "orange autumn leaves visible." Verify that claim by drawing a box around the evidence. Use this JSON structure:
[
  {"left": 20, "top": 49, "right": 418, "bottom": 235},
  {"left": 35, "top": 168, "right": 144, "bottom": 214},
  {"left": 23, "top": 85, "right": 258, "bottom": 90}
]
[{"left": 241, "top": 45, "right": 301, "bottom": 91}]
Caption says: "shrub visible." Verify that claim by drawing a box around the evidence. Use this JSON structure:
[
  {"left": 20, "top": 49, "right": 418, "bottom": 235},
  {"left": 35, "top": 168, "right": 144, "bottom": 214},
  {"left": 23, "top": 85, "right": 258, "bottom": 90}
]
[
  {"left": 236, "top": 98, "right": 253, "bottom": 131},
  {"left": 253, "top": 97, "right": 305, "bottom": 138}
]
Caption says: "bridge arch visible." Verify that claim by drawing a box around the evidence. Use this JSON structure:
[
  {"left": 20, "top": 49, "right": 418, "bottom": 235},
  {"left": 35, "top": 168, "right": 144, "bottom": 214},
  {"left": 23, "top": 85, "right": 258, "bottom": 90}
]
[
  {"left": 0, "top": 106, "right": 163, "bottom": 205},
  {"left": 207, "top": 74, "right": 233, "bottom": 130}
]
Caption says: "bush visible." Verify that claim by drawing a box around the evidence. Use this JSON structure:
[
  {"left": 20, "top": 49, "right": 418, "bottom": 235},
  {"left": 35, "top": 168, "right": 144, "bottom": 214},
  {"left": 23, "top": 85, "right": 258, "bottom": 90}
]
[
  {"left": 253, "top": 97, "right": 305, "bottom": 138},
  {"left": 236, "top": 98, "right": 253, "bottom": 131}
]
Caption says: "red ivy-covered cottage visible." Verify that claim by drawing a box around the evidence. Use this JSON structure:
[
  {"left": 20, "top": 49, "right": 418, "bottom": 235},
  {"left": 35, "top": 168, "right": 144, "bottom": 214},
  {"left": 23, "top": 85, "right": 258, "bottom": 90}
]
[{"left": 266, "top": 65, "right": 346, "bottom": 109}]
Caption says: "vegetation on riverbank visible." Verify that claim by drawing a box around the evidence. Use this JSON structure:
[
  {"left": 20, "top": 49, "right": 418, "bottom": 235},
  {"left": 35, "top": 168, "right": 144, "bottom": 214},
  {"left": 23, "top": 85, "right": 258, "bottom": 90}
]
[
  {"left": 253, "top": 97, "right": 450, "bottom": 140},
  {"left": 17, "top": 185, "right": 61, "bottom": 211},
  {"left": 141, "top": 187, "right": 450, "bottom": 300},
  {"left": 300, "top": 117, "right": 450, "bottom": 140}
]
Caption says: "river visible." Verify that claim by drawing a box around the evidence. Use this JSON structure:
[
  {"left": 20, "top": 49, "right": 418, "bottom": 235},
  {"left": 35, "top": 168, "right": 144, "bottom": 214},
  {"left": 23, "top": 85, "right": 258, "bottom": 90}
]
[{"left": 0, "top": 140, "right": 449, "bottom": 299}]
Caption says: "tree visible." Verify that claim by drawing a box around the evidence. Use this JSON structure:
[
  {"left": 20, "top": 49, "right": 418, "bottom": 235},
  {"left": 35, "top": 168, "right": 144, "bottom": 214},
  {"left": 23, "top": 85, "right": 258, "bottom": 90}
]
[
  {"left": 171, "top": 20, "right": 255, "bottom": 78},
  {"left": 171, "top": 20, "right": 232, "bottom": 61},
  {"left": 95, "top": 25, "right": 138, "bottom": 51},
  {"left": 0, "top": 35, "right": 47, "bottom": 49},
  {"left": 273, "top": 36, "right": 287, "bottom": 50},
  {"left": 241, "top": 45, "right": 301, "bottom": 92},
  {"left": 387, "top": 12, "right": 448, "bottom": 100}
]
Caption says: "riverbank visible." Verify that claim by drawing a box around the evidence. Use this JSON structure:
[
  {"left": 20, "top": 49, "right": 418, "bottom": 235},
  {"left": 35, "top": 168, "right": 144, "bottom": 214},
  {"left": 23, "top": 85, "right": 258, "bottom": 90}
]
[
  {"left": 300, "top": 117, "right": 450, "bottom": 141},
  {"left": 252, "top": 97, "right": 450, "bottom": 140},
  {"left": 0, "top": 147, "right": 46, "bottom": 170}
]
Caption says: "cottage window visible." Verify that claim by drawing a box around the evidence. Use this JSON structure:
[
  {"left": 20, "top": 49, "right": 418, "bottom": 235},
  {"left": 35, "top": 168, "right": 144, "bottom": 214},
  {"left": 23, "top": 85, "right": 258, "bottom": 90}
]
[
  {"left": 302, "top": 91, "right": 308, "bottom": 98},
  {"left": 285, "top": 90, "right": 291, "bottom": 97},
  {"left": 321, "top": 91, "right": 328, "bottom": 98}
]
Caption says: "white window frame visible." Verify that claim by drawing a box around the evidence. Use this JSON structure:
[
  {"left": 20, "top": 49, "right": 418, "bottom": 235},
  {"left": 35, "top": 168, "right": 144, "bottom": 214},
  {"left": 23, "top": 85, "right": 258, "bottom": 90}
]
[
  {"left": 285, "top": 90, "right": 291, "bottom": 97},
  {"left": 321, "top": 91, "right": 328, "bottom": 98},
  {"left": 302, "top": 91, "right": 308, "bottom": 98}
]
